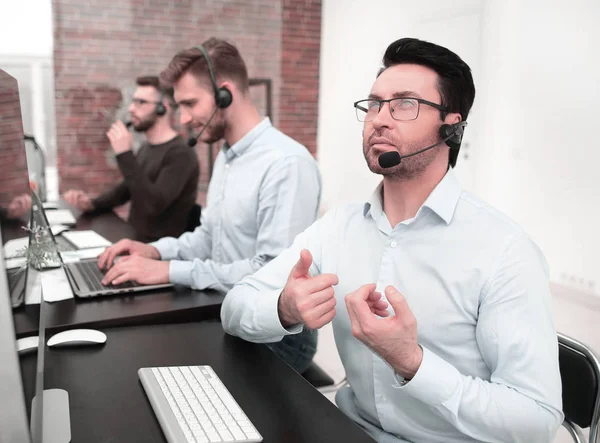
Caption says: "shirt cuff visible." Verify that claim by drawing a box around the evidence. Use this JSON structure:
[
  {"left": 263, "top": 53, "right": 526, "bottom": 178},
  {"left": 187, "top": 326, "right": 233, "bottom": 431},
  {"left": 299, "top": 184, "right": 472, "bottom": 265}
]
[
  {"left": 151, "top": 237, "right": 178, "bottom": 260},
  {"left": 394, "top": 345, "right": 462, "bottom": 408},
  {"left": 256, "top": 289, "right": 304, "bottom": 338},
  {"left": 169, "top": 260, "right": 194, "bottom": 287}
]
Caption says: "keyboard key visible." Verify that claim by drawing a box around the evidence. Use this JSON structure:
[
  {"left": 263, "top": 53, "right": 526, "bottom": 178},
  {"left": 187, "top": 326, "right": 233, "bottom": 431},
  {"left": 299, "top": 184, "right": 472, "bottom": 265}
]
[
  {"left": 219, "top": 429, "right": 234, "bottom": 440},
  {"left": 231, "top": 427, "right": 246, "bottom": 440}
]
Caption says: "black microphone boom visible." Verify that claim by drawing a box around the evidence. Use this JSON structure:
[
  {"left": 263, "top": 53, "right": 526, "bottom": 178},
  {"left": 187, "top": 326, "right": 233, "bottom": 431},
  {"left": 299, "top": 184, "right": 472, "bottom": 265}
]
[
  {"left": 377, "top": 122, "right": 467, "bottom": 169},
  {"left": 188, "top": 107, "right": 218, "bottom": 147},
  {"left": 377, "top": 140, "right": 443, "bottom": 168}
]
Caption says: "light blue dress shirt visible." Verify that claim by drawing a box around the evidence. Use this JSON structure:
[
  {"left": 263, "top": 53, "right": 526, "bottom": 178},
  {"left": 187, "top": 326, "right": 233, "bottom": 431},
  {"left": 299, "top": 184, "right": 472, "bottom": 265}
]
[
  {"left": 221, "top": 170, "right": 564, "bottom": 443},
  {"left": 151, "top": 118, "right": 322, "bottom": 293}
]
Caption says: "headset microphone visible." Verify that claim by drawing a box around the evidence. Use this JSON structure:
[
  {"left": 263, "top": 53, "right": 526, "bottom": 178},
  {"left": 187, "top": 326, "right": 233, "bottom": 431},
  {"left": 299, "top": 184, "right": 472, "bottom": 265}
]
[
  {"left": 378, "top": 121, "right": 467, "bottom": 168},
  {"left": 187, "top": 107, "right": 218, "bottom": 147},
  {"left": 186, "top": 43, "right": 234, "bottom": 148}
]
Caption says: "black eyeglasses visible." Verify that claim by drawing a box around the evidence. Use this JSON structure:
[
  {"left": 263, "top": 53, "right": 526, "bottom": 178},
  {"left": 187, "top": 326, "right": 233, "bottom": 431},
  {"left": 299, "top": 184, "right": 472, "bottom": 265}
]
[
  {"left": 353, "top": 98, "right": 447, "bottom": 122},
  {"left": 131, "top": 98, "right": 161, "bottom": 107}
]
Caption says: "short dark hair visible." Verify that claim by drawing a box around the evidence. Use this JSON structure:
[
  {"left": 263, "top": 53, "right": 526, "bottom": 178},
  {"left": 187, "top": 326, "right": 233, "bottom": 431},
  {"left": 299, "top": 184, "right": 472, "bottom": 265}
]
[
  {"left": 160, "top": 38, "right": 249, "bottom": 93},
  {"left": 380, "top": 38, "right": 475, "bottom": 121},
  {"left": 135, "top": 75, "right": 175, "bottom": 103},
  {"left": 379, "top": 38, "right": 475, "bottom": 167}
]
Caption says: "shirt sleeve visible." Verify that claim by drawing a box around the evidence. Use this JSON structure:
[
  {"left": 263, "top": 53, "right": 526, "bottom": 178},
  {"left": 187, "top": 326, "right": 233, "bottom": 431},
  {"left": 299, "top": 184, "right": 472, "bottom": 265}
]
[
  {"left": 161, "top": 155, "right": 322, "bottom": 294},
  {"left": 91, "top": 181, "right": 130, "bottom": 212},
  {"left": 394, "top": 233, "right": 564, "bottom": 442},
  {"left": 115, "top": 147, "right": 198, "bottom": 217},
  {"left": 220, "top": 208, "right": 336, "bottom": 343}
]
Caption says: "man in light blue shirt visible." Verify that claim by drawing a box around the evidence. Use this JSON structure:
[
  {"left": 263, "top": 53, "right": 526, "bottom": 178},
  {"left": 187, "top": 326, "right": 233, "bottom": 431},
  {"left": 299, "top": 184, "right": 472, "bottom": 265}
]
[
  {"left": 221, "top": 38, "right": 563, "bottom": 442},
  {"left": 97, "top": 38, "right": 322, "bottom": 373}
]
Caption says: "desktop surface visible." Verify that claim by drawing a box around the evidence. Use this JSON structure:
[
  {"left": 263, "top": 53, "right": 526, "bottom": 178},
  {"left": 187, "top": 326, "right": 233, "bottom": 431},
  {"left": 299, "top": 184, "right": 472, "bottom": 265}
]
[
  {"left": 7, "top": 206, "right": 224, "bottom": 338},
  {"left": 20, "top": 321, "right": 375, "bottom": 443}
]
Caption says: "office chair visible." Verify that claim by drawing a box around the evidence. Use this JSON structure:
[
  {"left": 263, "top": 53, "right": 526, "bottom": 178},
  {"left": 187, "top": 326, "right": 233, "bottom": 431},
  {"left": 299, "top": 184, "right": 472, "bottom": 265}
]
[
  {"left": 558, "top": 332, "right": 600, "bottom": 443},
  {"left": 185, "top": 203, "right": 202, "bottom": 232},
  {"left": 302, "top": 363, "right": 349, "bottom": 394}
]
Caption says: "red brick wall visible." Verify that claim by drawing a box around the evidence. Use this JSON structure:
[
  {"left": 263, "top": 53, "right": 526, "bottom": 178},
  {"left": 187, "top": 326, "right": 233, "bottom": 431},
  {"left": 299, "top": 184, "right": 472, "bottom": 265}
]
[
  {"left": 0, "top": 70, "right": 30, "bottom": 208},
  {"left": 280, "top": 0, "right": 322, "bottom": 155},
  {"left": 52, "top": 0, "right": 321, "bottom": 207}
]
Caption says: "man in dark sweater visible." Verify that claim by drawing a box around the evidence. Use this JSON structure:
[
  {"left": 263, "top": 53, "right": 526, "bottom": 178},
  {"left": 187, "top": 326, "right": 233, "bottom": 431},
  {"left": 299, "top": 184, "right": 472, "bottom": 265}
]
[{"left": 63, "top": 76, "right": 199, "bottom": 242}]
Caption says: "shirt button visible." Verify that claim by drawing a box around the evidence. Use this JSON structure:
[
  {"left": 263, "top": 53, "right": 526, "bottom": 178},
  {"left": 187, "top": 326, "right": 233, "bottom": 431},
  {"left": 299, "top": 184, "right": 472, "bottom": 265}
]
[
  {"left": 380, "top": 395, "right": 387, "bottom": 403},
  {"left": 390, "top": 241, "right": 397, "bottom": 248},
  {"left": 225, "top": 163, "right": 230, "bottom": 169}
]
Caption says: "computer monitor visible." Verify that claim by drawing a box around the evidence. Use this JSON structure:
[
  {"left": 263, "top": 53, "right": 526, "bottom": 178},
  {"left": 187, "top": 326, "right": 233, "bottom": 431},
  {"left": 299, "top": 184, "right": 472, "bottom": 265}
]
[
  {"left": 0, "top": 69, "right": 32, "bottom": 230},
  {"left": 0, "top": 70, "right": 70, "bottom": 443},
  {"left": 0, "top": 221, "right": 33, "bottom": 442}
]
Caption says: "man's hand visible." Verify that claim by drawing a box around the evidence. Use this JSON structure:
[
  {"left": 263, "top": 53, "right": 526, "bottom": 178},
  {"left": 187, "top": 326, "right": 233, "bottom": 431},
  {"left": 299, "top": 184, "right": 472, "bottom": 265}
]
[
  {"left": 63, "top": 189, "right": 94, "bottom": 212},
  {"left": 346, "top": 285, "right": 422, "bottom": 380},
  {"left": 97, "top": 239, "right": 160, "bottom": 270},
  {"left": 101, "top": 256, "right": 169, "bottom": 286},
  {"left": 106, "top": 121, "right": 133, "bottom": 154},
  {"left": 277, "top": 249, "right": 339, "bottom": 329},
  {"left": 7, "top": 194, "right": 32, "bottom": 219}
]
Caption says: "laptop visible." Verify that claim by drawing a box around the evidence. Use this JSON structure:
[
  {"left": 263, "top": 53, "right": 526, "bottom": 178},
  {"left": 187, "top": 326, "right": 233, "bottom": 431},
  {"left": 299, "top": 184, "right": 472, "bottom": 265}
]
[{"left": 31, "top": 192, "right": 173, "bottom": 298}]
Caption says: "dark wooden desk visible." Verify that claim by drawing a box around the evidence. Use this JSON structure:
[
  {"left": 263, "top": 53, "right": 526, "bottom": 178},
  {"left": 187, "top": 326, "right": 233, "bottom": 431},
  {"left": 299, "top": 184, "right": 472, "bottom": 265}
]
[
  {"left": 4, "top": 210, "right": 224, "bottom": 338},
  {"left": 20, "top": 321, "right": 375, "bottom": 443}
]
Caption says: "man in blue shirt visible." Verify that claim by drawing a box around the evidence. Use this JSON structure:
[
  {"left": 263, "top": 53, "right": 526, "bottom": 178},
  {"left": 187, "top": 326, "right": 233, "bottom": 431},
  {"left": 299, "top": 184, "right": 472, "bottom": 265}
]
[
  {"left": 221, "top": 38, "right": 563, "bottom": 442},
  {"left": 97, "top": 38, "right": 322, "bottom": 374}
]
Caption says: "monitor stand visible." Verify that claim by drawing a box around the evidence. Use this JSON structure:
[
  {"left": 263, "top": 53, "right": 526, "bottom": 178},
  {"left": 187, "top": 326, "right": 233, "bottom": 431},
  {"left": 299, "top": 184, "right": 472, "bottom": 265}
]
[{"left": 31, "top": 389, "right": 71, "bottom": 443}]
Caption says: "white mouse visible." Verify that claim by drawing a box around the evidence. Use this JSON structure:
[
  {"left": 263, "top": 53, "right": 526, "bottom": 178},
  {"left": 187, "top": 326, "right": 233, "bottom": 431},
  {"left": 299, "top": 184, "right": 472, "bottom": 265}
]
[
  {"left": 47, "top": 329, "right": 107, "bottom": 348},
  {"left": 16, "top": 336, "right": 40, "bottom": 355}
]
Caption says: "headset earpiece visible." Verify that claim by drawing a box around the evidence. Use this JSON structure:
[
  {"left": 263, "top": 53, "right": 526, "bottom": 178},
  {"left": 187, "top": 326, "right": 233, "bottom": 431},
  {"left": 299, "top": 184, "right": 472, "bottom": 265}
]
[
  {"left": 439, "top": 121, "right": 467, "bottom": 151},
  {"left": 216, "top": 87, "right": 232, "bottom": 109},
  {"left": 155, "top": 101, "right": 166, "bottom": 116},
  {"left": 195, "top": 44, "right": 233, "bottom": 109}
]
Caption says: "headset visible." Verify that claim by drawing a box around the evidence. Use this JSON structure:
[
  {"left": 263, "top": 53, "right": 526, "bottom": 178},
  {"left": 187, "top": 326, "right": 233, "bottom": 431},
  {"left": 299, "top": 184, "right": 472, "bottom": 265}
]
[
  {"left": 155, "top": 91, "right": 166, "bottom": 116},
  {"left": 187, "top": 44, "right": 233, "bottom": 147},
  {"left": 194, "top": 44, "right": 233, "bottom": 109}
]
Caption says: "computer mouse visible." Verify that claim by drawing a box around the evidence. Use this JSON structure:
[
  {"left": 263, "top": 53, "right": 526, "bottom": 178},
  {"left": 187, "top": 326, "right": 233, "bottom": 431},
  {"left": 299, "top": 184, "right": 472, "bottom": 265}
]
[
  {"left": 47, "top": 329, "right": 107, "bottom": 348},
  {"left": 16, "top": 336, "right": 40, "bottom": 355}
]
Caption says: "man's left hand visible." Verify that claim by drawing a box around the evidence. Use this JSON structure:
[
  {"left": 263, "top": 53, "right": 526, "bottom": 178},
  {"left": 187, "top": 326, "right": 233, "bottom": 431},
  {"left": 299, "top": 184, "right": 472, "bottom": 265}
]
[
  {"left": 106, "top": 121, "right": 133, "bottom": 154},
  {"left": 101, "top": 255, "right": 169, "bottom": 286},
  {"left": 345, "top": 284, "right": 423, "bottom": 380}
]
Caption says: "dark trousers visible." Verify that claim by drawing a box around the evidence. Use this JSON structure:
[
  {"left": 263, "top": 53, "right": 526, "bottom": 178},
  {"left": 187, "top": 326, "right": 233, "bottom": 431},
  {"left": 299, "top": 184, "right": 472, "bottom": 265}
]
[{"left": 267, "top": 328, "right": 318, "bottom": 374}]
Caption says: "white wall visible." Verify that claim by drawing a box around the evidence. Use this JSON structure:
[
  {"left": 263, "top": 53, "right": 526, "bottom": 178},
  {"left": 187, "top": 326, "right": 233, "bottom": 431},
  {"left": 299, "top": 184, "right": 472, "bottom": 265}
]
[
  {"left": 317, "top": 0, "right": 483, "bottom": 211},
  {"left": 318, "top": 0, "right": 600, "bottom": 295},
  {"left": 0, "top": 1, "right": 53, "bottom": 57},
  {"left": 475, "top": 0, "right": 600, "bottom": 293}
]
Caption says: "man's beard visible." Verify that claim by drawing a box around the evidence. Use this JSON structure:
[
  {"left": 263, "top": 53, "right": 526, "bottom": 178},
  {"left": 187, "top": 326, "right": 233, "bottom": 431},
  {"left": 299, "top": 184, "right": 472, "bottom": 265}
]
[
  {"left": 362, "top": 129, "right": 441, "bottom": 181},
  {"left": 133, "top": 114, "right": 157, "bottom": 132},
  {"left": 200, "top": 113, "right": 226, "bottom": 145}
]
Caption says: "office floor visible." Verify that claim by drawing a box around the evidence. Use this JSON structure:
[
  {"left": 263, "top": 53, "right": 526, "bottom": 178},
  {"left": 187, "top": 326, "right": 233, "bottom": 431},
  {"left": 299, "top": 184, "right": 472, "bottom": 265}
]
[{"left": 313, "top": 284, "right": 600, "bottom": 443}]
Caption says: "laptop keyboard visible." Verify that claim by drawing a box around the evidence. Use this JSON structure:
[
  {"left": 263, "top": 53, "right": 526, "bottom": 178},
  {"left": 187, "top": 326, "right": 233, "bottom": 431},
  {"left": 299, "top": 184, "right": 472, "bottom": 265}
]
[{"left": 74, "top": 260, "right": 139, "bottom": 291}]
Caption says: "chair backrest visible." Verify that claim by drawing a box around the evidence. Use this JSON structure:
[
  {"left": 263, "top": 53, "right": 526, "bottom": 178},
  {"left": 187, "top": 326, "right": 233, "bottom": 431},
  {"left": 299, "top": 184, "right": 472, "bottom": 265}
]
[
  {"left": 185, "top": 203, "right": 202, "bottom": 232},
  {"left": 558, "top": 333, "right": 600, "bottom": 440}
]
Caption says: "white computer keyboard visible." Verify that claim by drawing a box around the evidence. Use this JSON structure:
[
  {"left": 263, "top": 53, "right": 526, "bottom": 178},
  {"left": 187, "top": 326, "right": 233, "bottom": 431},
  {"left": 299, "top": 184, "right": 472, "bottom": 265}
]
[{"left": 138, "top": 365, "right": 263, "bottom": 443}]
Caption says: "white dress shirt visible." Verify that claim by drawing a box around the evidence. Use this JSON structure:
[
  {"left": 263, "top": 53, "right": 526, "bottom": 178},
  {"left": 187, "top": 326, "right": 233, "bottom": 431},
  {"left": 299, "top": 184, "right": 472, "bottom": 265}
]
[
  {"left": 221, "top": 170, "right": 563, "bottom": 443},
  {"left": 151, "top": 118, "right": 322, "bottom": 293}
]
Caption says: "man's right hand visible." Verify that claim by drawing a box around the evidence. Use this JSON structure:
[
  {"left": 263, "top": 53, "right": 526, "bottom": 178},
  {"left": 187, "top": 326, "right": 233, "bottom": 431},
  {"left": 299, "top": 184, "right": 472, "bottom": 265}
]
[
  {"left": 63, "top": 189, "right": 94, "bottom": 212},
  {"left": 97, "top": 239, "right": 160, "bottom": 270},
  {"left": 278, "top": 249, "right": 339, "bottom": 329}
]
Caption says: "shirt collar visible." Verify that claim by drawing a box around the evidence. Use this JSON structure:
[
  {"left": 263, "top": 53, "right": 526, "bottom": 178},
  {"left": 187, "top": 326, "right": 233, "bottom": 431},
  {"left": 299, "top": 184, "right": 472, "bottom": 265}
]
[
  {"left": 223, "top": 117, "right": 272, "bottom": 161},
  {"left": 363, "top": 169, "right": 463, "bottom": 225}
]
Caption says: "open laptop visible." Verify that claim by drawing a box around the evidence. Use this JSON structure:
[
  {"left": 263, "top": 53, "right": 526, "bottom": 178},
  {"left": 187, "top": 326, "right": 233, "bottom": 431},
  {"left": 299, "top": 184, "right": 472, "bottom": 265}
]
[{"left": 32, "top": 190, "right": 173, "bottom": 298}]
